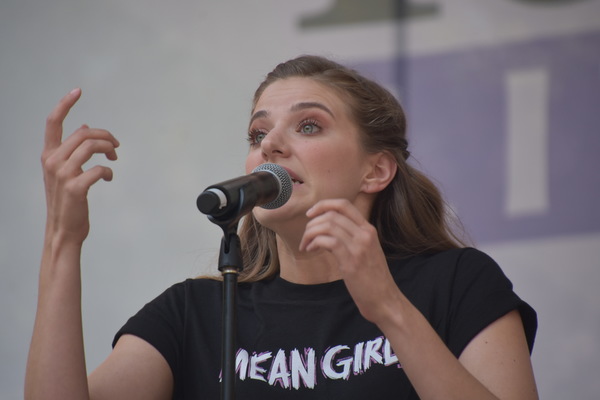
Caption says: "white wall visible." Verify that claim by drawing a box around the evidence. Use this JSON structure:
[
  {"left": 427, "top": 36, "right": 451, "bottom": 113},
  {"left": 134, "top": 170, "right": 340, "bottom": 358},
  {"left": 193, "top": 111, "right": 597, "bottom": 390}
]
[{"left": 1, "top": 0, "right": 598, "bottom": 398}]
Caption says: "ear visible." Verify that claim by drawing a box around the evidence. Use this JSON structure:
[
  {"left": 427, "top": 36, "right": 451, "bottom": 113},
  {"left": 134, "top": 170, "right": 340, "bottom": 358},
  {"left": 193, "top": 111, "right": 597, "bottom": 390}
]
[{"left": 361, "top": 152, "right": 398, "bottom": 194}]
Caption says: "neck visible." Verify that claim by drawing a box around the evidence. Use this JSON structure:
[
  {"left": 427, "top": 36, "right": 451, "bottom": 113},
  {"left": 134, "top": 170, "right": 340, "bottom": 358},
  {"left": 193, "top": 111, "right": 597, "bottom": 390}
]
[
  {"left": 261, "top": 194, "right": 375, "bottom": 285},
  {"left": 275, "top": 235, "right": 342, "bottom": 285}
]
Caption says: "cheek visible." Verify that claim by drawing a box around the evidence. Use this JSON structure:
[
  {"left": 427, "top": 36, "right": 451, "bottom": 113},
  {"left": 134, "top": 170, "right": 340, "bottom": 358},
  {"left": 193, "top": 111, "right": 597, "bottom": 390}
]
[
  {"left": 319, "top": 143, "right": 361, "bottom": 170},
  {"left": 320, "top": 146, "right": 368, "bottom": 188},
  {"left": 245, "top": 151, "right": 262, "bottom": 174}
]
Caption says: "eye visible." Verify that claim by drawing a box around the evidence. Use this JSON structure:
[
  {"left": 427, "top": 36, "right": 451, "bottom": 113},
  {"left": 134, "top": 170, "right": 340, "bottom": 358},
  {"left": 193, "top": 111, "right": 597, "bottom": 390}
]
[
  {"left": 298, "top": 119, "right": 320, "bottom": 135},
  {"left": 247, "top": 129, "right": 267, "bottom": 146}
]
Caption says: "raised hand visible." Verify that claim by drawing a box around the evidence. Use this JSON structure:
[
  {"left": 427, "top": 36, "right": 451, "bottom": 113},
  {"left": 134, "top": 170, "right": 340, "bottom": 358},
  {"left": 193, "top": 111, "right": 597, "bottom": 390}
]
[
  {"left": 41, "top": 88, "right": 119, "bottom": 244},
  {"left": 299, "top": 198, "right": 401, "bottom": 325},
  {"left": 26, "top": 89, "right": 121, "bottom": 400}
]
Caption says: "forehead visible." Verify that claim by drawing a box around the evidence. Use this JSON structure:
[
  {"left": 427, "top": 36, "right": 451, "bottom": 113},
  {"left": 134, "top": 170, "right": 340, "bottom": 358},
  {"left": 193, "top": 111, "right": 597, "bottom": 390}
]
[{"left": 253, "top": 77, "right": 351, "bottom": 115}]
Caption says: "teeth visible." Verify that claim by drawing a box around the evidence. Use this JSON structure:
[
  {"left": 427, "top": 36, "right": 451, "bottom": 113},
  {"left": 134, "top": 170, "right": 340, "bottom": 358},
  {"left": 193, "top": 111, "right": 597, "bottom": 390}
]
[{"left": 292, "top": 178, "right": 303, "bottom": 184}]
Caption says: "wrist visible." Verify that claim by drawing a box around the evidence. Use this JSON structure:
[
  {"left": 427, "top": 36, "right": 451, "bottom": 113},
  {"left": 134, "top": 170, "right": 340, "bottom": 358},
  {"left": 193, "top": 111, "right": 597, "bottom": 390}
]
[
  {"left": 370, "top": 288, "right": 411, "bottom": 335},
  {"left": 42, "top": 231, "right": 84, "bottom": 271}
]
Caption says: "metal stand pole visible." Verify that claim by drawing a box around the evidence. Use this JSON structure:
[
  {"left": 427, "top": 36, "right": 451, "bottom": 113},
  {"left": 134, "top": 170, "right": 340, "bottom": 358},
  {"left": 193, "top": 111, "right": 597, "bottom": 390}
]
[{"left": 217, "top": 231, "right": 242, "bottom": 400}]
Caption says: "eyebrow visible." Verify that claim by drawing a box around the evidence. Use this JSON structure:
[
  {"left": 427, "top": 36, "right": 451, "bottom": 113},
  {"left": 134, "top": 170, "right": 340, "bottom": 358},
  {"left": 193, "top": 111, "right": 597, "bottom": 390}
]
[
  {"left": 249, "top": 101, "right": 335, "bottom": 126},
  {"left": 290, "top": 102, "right": 335, "bottom": 118},
  {"left": 249, "top": 110, "right": 268, "bottom": 126}
]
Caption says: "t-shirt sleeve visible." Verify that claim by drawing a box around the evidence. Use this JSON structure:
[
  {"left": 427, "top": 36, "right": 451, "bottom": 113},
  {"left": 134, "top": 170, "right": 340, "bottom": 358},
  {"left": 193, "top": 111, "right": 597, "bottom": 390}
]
[
  {"left": 112, "top": 281, "right": 187, "bottom": 376},
  {"left": 446, "top": 248, "right": 537, "bottom": 357}
]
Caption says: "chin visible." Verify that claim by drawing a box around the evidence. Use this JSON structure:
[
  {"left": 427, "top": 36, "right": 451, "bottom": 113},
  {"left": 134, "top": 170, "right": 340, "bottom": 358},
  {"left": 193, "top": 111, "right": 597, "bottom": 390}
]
[
  {"left": 252, "top": 206, "right": 286, "bottom": 227},
  {"left": 252, "top": 203, "right": 306, "bottom": 231}
]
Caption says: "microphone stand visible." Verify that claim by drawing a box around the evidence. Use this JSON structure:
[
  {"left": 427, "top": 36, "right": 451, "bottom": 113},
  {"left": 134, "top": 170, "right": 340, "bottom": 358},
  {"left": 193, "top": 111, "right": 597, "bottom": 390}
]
[
  {"left": 205, "top": 212, "right": 244, "bottom": 400},
  {"left": 197, "top": 165, "right": 291, "bottom": 399}
]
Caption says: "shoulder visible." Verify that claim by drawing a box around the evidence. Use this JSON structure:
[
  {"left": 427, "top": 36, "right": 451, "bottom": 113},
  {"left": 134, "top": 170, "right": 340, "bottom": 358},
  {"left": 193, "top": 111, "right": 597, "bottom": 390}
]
[
  {"left": 113, "top": 277, "right": 229, "bottom": 351},
  {"left": 390, "top": 247, "right": 503, "bottom": 283},
  {"left": 391, "top": 248, "right": 537, "bottom": 355},
  {"left": 394, "top": 247, "right": 518, "bottom": 303},
  {"left": 420, "top": 247, "right": 498, "bottom": 266},
  {"left": 157, "top": 277, "right": 224, "bottom": 299},
  {"left": 119, "top": 277, "right": 227, "bottom": 328}
]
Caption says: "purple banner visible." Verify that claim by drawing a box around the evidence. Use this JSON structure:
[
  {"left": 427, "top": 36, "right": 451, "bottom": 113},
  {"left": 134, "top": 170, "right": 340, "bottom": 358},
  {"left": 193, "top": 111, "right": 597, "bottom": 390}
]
[{"left": 353, "top": 30, "right": 600, "bottom": 244}]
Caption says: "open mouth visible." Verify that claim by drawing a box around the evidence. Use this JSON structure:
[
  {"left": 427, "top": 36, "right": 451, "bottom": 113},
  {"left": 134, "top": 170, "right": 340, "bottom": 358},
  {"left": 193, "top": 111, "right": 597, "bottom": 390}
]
[{"left": 281, "top": 166, "right": 303, "bottom": 185}]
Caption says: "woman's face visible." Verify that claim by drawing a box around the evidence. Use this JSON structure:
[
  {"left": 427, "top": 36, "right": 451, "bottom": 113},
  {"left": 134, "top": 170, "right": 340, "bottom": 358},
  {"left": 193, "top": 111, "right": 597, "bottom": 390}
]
[{"left": 245, "top": 77, "right": 374, "bottom": 229}]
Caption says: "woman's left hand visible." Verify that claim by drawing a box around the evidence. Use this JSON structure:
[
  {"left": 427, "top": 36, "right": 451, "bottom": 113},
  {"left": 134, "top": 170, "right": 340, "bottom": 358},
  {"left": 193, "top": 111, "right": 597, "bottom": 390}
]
[{"left": 299, "top": 198, "right": 402, "bottom": 325}]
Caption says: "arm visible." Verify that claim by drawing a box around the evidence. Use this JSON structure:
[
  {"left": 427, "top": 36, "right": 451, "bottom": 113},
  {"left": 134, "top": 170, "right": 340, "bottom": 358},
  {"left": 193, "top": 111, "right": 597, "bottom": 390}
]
[
  {"left": 377, "top": 296, "right": 537, "bottom": 400},
  {"left": 25, "top": 87, "right": 117, "bottom": 399},
  {"left": 300, "top": 199, "right": 538, "bottom": 400},
  {"left": 88, "top": 334, "right": 173, "bottom": 400},
  {"left": 25, "top": 89, "right": 173, "bottom": 400},
  {"left": 458, "top": 310, "right": 538, "bottom": 399}
]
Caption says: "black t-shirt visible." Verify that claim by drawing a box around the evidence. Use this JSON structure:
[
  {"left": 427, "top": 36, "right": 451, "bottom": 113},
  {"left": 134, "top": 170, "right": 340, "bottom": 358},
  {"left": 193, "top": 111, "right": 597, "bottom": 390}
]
[{"left": 114, "top": 248, "right": 537, "bottom": 399}]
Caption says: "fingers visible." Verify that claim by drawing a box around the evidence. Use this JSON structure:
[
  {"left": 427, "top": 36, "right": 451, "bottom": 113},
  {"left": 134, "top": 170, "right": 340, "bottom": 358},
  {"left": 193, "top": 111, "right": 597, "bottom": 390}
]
[
  {"left": 300, "top": 199, "right": 375, "bottom": 256},
  {"left": 45, "top": 124, "right": 119, "bottom": 162},
  {"left": 41, "top": 89, "right": 119, "bottom": 244},
  {"left": 41, "top": 89, "right": 120, "bottom": 186},
  {"left": 43, "top": 125, "right": 119, "bottom": 185},
  {"left": 45, "top": 88, "right": 82, "bottom": 150},
  {"left": 41, "top": 92, "right": 120, "bottom": 205},
  {"left": 54, "top": 125, "right": 119, "bottom": 163},
  {"left": 306, "top": 199, "right": 367, "bottom": 226},
  {"left": 69, "top": 165, "right": 115, "bottom": 195},
  {"left": 53, "top": 165, "right": 115, "bottom": 208},
  {"left": 300, "top": 199, "right": 398, "bottom": 325},
  {"left": 299, "top": 210, "right": 355, "bottom": 253},
  {"left": 42, "top": 89, "right": 120, "bottom": 167}
]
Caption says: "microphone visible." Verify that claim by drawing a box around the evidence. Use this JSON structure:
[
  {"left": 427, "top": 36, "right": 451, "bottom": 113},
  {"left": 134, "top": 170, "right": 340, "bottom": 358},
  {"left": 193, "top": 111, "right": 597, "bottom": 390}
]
[{"left": 196, "top": 163, "right": 293, "bottom": 219}]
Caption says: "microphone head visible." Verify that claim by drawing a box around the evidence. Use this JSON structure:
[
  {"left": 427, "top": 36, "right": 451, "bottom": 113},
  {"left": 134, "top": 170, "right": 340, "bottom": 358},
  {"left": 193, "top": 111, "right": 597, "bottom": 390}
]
[{"left": 252, "top": 163, "right": 292, "bottom": 209}]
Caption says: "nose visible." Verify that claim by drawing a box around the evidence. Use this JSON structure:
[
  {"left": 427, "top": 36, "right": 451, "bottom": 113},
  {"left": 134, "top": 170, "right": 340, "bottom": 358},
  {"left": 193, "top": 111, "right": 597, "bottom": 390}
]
[{"left": 260, "top": 127, "right": 288, "bottom": 162}]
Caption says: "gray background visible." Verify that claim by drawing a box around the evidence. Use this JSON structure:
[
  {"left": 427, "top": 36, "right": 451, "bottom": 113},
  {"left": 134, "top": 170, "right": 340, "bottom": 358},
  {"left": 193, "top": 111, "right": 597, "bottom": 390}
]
[{"left": 1, "top": 0, "right": 599, "bottom": 398}]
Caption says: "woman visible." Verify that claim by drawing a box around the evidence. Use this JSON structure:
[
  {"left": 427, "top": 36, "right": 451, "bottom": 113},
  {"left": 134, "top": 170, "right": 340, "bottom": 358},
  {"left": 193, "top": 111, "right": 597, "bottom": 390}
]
[{"left": 26, "top": 55, "right": 538, "bottom": 399}]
